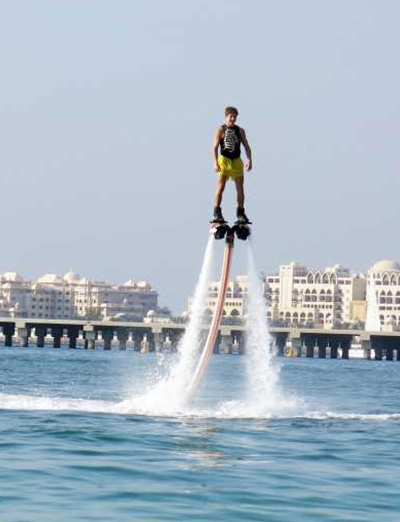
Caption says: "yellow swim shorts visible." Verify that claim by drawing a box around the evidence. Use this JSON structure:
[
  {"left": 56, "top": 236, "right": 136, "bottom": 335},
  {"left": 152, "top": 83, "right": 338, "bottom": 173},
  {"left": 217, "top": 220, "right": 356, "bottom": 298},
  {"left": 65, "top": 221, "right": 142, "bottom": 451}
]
[{"left": 217, "top": 156, "right": 244, "bottom": 179}]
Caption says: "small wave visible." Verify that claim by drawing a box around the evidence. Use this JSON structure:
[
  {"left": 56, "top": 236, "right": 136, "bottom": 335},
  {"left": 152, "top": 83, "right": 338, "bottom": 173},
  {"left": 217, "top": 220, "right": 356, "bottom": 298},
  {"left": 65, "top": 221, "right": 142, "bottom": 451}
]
[
  {"left": 0, "top": 392, "right": 118, "bottom": 415},
  {"left": 306, "top": 411, "right": 400, "bottom": 422},
  {"left": 2, "top": 392, "right": 399, "bottom": 422},
  {"left": 0, "top": 391, "right": 302, "bottom": 418}
]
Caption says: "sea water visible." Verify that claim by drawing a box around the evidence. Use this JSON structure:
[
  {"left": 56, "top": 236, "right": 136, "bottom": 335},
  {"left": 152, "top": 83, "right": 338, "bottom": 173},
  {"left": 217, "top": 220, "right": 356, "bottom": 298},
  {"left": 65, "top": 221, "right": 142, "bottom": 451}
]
[{"left": 1, "top": 348, "right": 400, "bottom": 521}]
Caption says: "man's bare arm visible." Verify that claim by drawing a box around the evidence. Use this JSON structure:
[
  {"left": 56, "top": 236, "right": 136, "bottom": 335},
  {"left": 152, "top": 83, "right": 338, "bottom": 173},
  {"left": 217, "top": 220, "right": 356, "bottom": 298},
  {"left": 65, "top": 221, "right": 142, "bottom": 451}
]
[
  {"left": 239, "top": 127, "right": 253, "bottom": 171},
  {"left": 212, "top": 127, "right": 222, "bottom": 172}
]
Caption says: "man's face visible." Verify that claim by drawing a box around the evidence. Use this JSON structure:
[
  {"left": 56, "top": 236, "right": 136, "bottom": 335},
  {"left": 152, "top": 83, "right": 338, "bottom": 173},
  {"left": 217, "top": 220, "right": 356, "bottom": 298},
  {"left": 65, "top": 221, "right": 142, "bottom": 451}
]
[{"left": 224, "top": 113, "right": 237, "bottom": 127}]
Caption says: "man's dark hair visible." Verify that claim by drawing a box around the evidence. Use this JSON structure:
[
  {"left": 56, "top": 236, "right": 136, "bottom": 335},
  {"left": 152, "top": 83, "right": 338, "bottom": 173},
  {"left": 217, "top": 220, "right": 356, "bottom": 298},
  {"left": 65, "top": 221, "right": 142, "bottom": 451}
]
[{"left": 225, "top": 106, "right": 239, "bottom": 117}]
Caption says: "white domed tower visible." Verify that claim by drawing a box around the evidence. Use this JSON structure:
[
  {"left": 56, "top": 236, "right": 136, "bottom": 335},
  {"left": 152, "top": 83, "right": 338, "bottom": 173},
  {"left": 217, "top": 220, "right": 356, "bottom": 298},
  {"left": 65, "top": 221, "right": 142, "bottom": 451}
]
[
  {"left": 64, "top": 270, "right": 80, "bottom": 285},
  {"left": 372, "top": 259, "right": 400, "bottom": 276},
  {"left": 369, "top": 259, "right": 400, "bottom": 331}
]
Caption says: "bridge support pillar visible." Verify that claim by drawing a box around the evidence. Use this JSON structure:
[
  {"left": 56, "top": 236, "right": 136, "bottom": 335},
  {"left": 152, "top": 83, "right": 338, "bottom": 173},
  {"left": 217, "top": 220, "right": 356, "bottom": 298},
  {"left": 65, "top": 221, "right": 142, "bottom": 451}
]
[
  {"left": 12, "top": 322, "right": 27, "bottom": 347},
  {"left": 84, "top": 324, "right": 95, "bottom": 350},
  {"left": 361, "top": 335, "right": 372, "bottom": 360},
  {"left": 151, "top": 327, "right": 163, "bottom": 352},
  {"left": 153, "top": 333, "right": 164, "bottom": 352},
  {"left": 231, "top": 335, "right": 240, "bottom": 354},
  {"left": 75, "top": 330, "right": 85, "bottom": 349},
  {"left": 0, "top": 327, "right": 6, "bottom": 346},
  {"left": 162, "top": 335, "right": 173, "bottom": 352},
  {"left": 126, "top": 332, "right": 135, "bottom": 351},
  {"left": 28, "top": 327, "right": 38, "bottom": 348},
  {"left": 110, "top": 332, "right": 121, "bottom": 350},
  {"left": 94, "top": 330, "right": 105, "bottom": 350},
  {"left": 220, "top": 330, "right": 233, "bottom": 354},
  {"left": 60, "top": 329, "right": 70, "bottom": 349}
]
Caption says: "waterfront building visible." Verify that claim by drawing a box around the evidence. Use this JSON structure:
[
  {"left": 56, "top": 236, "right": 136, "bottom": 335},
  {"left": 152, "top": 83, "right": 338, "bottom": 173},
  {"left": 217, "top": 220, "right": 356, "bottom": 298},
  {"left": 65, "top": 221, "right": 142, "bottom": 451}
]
[
  {"left": 205, "top": 275, "right": 249, "bottom": 319},
  {"left": 0, "top": 272, "right": 30, "bottom": 317},
  {"left": 266, "top": 262, "right": 366, "bottom": 327},
  {"left": 369, "top": 260, "right": 400, "bottom": 328},
  {"left": 195, "top": 262, "right": 367, "bottom": 329},
  {"left": 182, "top": 275, "right": 250, "bottom": 321},
  {"left": 0, "top": 270, "right": 160, "bottom": 321},
  {"left": 27, "top": 273, "right": 75, "bottom": 319},
  {"left": 73, "top": 279, "right": 158, "bottom": 320}
]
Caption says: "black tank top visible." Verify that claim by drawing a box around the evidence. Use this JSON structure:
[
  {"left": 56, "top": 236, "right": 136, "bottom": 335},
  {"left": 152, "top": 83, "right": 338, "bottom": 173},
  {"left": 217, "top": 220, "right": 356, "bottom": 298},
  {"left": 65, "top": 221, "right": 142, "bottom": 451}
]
[{"left": 219, "top": 125, "right": 241, "bottom": 159}]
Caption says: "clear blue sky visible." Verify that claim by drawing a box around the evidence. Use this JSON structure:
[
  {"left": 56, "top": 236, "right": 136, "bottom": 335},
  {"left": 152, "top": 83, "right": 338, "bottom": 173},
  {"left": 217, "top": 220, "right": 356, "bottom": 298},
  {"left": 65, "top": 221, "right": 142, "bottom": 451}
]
[{"left": 1, "top": 1, "right": 399, "bottom": 313}]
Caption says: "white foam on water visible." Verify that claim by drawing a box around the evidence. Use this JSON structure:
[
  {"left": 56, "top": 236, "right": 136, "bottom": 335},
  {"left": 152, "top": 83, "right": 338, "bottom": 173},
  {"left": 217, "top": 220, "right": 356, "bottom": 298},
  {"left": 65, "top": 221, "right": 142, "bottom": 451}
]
[
  {"left": 1, "top": 391, "right": 399, "bottom": 422},
  {"left": 306, "top": 411, "right": 400, "bottom": 422},
  {"left": 0, "top": 392, "right": 116, "bottom": 414}
]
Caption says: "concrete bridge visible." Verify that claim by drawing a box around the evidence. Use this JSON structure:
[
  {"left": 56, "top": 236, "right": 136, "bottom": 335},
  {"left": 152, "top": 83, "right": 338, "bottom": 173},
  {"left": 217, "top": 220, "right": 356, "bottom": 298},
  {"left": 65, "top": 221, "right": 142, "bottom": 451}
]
[{"left": 0, "top": 317, "right": 399, "bottom": 360}]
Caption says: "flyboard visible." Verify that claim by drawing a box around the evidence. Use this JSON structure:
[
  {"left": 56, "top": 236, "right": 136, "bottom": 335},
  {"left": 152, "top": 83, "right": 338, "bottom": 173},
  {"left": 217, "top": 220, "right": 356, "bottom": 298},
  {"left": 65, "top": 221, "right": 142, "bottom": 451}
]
[{"left": 185, "top": 219, "right": 251, "bottom": 402}]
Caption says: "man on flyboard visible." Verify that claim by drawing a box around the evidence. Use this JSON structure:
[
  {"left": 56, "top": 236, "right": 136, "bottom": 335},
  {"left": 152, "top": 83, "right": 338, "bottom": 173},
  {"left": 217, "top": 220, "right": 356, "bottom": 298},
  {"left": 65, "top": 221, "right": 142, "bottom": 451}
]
[{"left": 212, "top": 106, "right": 253, "bottom": 224}]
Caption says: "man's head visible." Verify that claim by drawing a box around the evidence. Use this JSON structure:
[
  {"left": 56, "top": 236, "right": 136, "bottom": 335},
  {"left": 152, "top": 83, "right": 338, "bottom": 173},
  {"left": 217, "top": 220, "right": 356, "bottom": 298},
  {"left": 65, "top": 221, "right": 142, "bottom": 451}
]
[{"left": 224, "top": 106, "right": 238, "bottom": 127}]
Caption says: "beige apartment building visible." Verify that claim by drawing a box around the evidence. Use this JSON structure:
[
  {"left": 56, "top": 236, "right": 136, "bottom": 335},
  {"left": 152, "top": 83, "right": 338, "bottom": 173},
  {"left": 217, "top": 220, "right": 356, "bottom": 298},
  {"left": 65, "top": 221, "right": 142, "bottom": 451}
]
[
  {"left": 266, "top": 262, "right": 366, "bottom": 327},
  {"left": 199, "top": 261, "right": 368, "bottom": 328},
  {"left": 205, "top": 275, "right": 250, "bottom": 319},
  {"left": 200, "top": 259, "right": 400, "bottom": 330},
  {"left": 0, "top": 270, "right": 160, "bottom": 321}
]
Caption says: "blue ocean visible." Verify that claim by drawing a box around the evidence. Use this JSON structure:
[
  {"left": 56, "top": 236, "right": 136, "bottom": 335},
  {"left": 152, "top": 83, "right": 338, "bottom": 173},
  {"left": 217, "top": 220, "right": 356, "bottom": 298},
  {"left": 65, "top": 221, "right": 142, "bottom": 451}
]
[{"left": 1, "top": 348, "right": 400, "bottom": 521}]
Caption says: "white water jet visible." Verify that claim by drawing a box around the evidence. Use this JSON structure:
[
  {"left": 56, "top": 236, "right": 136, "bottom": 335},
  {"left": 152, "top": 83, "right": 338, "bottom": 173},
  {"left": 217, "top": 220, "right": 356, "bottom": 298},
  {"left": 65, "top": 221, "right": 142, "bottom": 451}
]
[
  {"left": 366, "top": 270, "right": 381, "bottom": 332},
  {"left": 125, "top": 234, "right": 216, "bottom": 414},
  {"left": 244, "top": 242, "right": 281, "bottom": 413}
]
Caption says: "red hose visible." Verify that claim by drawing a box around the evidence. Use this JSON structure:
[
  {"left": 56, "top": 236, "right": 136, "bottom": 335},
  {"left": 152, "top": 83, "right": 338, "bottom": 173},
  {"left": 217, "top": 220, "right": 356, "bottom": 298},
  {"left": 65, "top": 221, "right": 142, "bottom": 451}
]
[{"left": 186, "top": 239, "right": 234, "bottom": 401}]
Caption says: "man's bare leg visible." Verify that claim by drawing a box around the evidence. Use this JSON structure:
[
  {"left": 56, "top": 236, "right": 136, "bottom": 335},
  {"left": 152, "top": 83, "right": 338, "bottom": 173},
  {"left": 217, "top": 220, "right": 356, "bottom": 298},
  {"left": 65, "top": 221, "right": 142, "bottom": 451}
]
[
  {"left": 213, "top": 176, "right": 227, "bottom": 221},
  {"left": 234, "top": 176, "right": 250, "bottom": 222},
  {"left": 234, "top": 176, "right": 245, "bottom": 208},
  {"left": 214, "top": 176, "right": 227, "bottom": 207}
]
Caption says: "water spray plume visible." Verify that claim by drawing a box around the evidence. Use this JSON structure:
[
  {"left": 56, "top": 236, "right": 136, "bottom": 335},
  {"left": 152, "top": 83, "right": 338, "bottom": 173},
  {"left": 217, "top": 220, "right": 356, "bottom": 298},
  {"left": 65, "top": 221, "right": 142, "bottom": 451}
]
[
  {"left": 125, "top": 235, "right": 216, "bottom": 414},
  {"left": 245, "top": 242, "right": 280, "bottom": 412},
  {"left": 244, "top": 241, "right": 301, "bottom": 417}
]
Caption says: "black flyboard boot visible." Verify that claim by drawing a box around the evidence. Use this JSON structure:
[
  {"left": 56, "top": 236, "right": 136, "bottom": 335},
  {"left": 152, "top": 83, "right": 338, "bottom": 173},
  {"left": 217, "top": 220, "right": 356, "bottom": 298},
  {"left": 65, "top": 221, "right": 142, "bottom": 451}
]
[
  {"left": 233, "top": 223, "right": 251, "bottom": 240},
  {"left": 232, "top": 207, "right": 251, "bottom": 240},
  {"left": 211, "top": 206, "right": 226, "bottom": 224},
  {"left": 213, "top": 223, "right": 230, "bottom": 240},
  {"left": 235, "top": 207, "right": 251, "bottom": 224}
]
